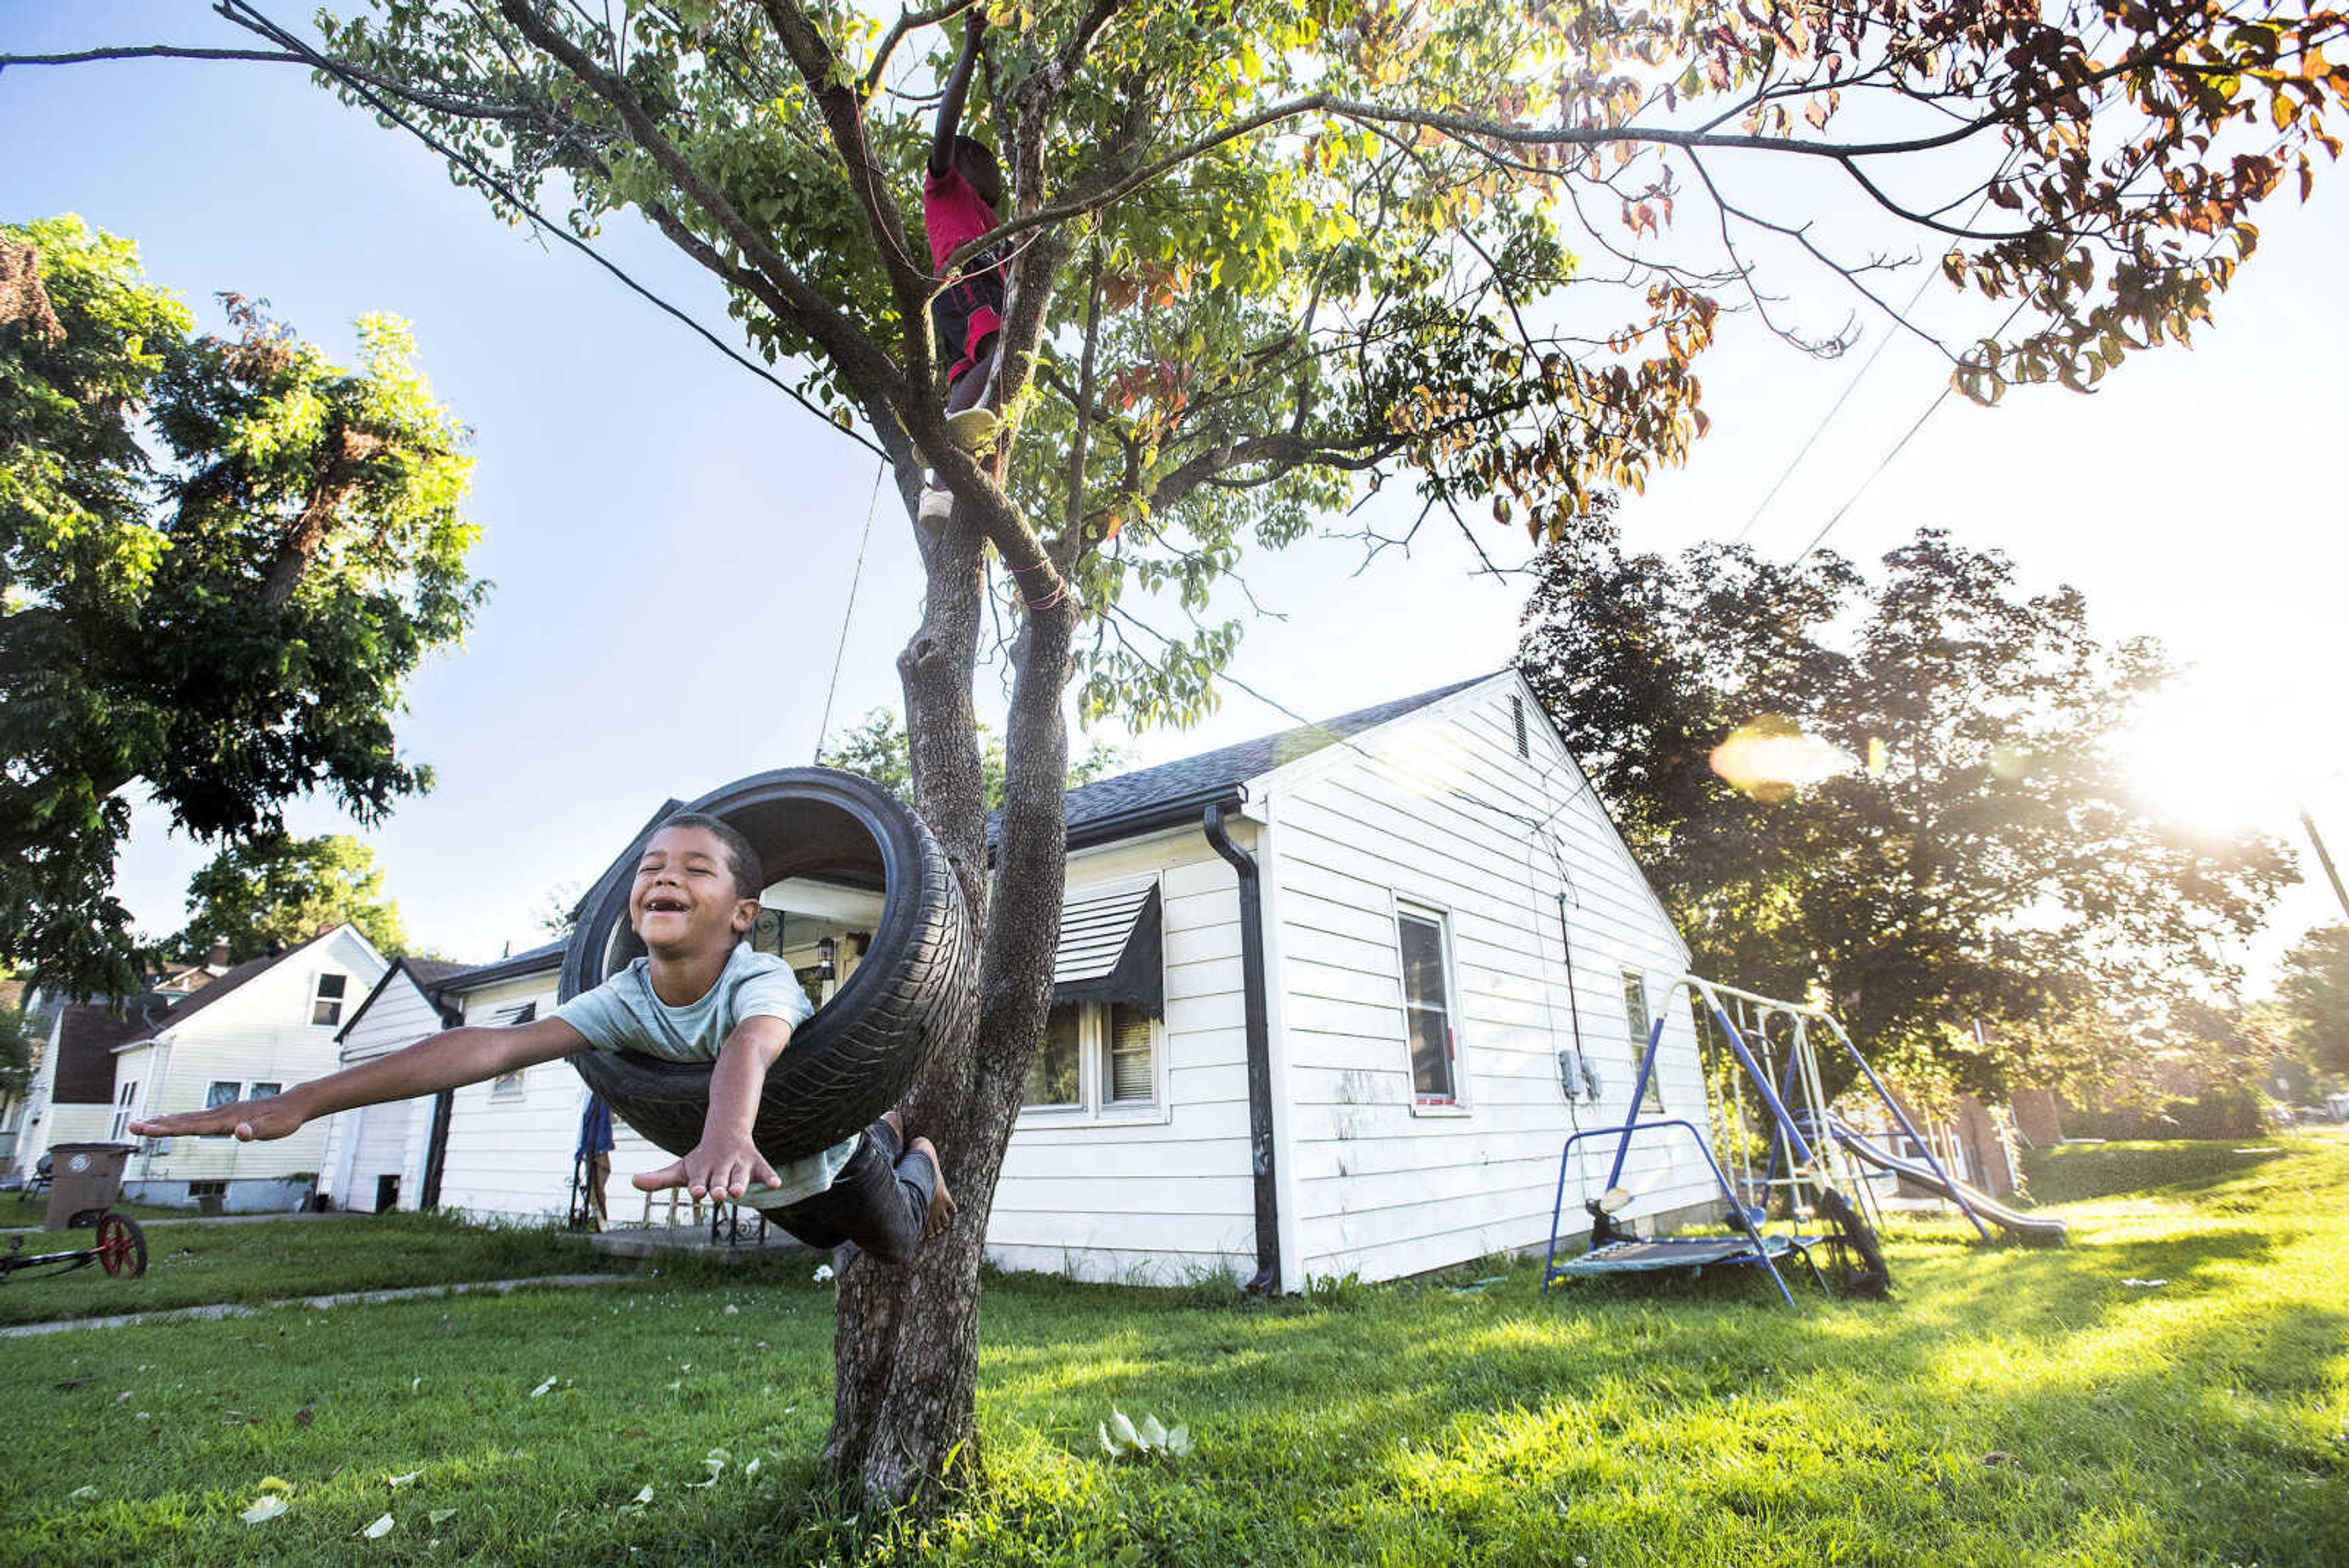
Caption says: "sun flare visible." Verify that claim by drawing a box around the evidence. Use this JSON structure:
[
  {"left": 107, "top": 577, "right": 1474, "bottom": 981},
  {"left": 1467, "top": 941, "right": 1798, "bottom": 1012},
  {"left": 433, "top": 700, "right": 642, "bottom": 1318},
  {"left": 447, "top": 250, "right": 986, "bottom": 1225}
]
[{"left": 2118, "top": 684, "right": 2277, "bottom": 834}]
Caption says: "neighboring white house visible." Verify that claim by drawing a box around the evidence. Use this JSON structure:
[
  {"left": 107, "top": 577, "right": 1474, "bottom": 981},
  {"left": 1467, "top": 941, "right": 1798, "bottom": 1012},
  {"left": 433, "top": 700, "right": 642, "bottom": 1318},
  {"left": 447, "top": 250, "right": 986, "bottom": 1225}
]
[
  {"left": 109, "top": 925, "right": 388, "bottom": 1211},
  {"left": 328, "top": 671, "right": 1718, "bottom": 1288},
  {"left": 8, "top": 970, "right": 214, "bottom": 1186},
  {"left": 313, "top": 957, "right": 466, "bottom": 1213}
]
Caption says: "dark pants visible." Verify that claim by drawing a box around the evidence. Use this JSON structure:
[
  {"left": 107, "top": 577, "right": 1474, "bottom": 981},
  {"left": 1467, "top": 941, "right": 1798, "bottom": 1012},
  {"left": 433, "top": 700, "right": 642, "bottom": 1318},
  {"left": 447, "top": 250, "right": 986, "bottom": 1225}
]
[{"left": 768, "top": 1118, "right": 935, "bottom": 1265}]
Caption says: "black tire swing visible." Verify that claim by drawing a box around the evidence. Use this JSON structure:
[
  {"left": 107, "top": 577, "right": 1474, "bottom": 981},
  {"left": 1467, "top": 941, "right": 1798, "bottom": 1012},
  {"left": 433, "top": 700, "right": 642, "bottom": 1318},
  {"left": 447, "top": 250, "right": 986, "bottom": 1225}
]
[{"left": 558, "top": 767, "right": 975, "bottom": 1164}]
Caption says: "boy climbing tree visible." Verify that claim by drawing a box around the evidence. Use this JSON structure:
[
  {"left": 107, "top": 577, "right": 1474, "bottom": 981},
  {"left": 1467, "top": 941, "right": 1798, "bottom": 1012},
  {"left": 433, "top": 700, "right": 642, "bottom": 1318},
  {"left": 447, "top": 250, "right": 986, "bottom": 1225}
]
[{"left": 915, "top": 12, "right": 1005, "bottom": 530}]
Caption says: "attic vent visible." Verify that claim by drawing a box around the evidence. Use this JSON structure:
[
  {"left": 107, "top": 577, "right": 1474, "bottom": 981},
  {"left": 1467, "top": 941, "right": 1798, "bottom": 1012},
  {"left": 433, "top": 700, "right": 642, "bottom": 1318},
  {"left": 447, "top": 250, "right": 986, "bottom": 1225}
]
[{"left": 1510, "top": 694, "right": 1529, "bottom": 759}]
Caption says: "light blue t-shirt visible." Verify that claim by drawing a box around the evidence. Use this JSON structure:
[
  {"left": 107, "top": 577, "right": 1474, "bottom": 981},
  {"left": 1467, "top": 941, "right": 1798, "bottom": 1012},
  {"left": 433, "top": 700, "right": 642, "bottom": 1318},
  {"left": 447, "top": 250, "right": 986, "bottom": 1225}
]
[{"left": 556, "top": 943, "right": 858, "bottom": 1209}]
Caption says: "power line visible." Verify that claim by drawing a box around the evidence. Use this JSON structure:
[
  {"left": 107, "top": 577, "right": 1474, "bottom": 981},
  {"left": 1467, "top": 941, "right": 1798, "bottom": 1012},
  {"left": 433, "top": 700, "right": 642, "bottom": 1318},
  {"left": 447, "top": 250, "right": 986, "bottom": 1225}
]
[
  {"left": 1780, "top": 119, "right": 2284, "bottom": 564},
  {"left": 220, "top": 0, "right": 887, "bottom": 460},
  {"left": 1732, "top": 148, "right": 2026, "bottom": 548},
  {"left": 813, "top": 461, "right": 887, "bottom": 764}
]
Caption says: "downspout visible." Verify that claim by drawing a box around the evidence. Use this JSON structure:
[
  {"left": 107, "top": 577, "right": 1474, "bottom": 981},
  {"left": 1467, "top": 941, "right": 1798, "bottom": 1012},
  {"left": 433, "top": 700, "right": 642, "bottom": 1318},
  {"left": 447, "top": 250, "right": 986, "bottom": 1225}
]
[
  {"left": 1203, "top": 800, "right": 1282, "bottom": 1295},
  {"left": 418, "top": 996, "right": 462, "bottom": 1210}
]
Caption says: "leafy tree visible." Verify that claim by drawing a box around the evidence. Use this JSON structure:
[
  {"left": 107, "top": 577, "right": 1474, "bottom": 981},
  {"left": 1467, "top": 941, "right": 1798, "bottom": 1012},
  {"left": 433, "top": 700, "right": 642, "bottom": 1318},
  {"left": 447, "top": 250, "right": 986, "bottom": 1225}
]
[
  {"left": 174, "top": 833, "right": 410, "bottom": 964},
  {"left": 0, "top": 217, "right": 483, "bottom": 1000},
  {"left": 822, "top": 705, "right": 1126, "bottom": 809},
  {"left": 27, "top": 0, "right": 2348, "bottom": 1504},
  {"left": 0, "top": 1005, "right": 36, "bottom": 1103},
  {"left": 535, "top": 880, "right": 586, "bottom": 940},
  {"left": 1520, "top": 526, "right": 2295, "bottom": 1098},
  {"left": 2277, "top": 924, "right": 2349, "bottom": 1074}
]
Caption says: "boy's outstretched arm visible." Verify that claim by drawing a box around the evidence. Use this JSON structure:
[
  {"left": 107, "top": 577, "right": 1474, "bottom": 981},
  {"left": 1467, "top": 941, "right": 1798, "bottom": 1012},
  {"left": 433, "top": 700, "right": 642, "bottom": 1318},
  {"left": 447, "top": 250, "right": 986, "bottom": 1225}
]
[
  {"left": 929, "top": 12, "right": 986, "bottom": 177},
  {"left": 128, "top": 1016, "right": 589, "bottom": 1143},
  {"left": 631, "top": 1015, "right": 793, "bottom": 1201}
]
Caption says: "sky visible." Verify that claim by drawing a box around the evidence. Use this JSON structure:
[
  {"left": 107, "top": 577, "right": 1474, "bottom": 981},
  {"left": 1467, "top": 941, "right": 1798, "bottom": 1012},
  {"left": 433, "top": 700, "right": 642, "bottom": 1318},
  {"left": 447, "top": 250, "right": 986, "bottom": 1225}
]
[{"left": 8, "top": 1, "right": 2347, "bottom": 985}]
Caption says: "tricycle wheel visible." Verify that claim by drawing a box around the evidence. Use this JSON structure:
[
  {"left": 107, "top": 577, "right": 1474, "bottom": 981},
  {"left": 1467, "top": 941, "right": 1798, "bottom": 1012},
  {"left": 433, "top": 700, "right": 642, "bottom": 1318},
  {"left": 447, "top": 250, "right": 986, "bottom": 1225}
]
[{"left": 96, "top": 1213, "right": 146, "bottom": 1279}]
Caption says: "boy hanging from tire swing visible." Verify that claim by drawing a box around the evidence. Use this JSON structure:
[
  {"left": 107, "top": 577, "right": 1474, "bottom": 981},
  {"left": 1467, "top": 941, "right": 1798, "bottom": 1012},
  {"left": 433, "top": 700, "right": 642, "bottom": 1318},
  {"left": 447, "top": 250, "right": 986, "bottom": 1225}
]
[
  {"left": 916, "top": 10, "right": 1008, "bottom": 532},
  {"left": 132, "top": 814, "right": 956, "bottom": 1263}
]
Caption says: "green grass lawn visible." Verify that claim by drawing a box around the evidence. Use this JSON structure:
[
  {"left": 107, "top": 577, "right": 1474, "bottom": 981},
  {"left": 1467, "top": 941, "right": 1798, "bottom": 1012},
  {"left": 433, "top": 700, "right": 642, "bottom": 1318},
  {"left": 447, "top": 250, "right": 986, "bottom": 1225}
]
[
  {"left": 1, "top": 1137, "right": 2343, "bottom": 1566},
  {"left": 0, "top": 1212, "right": 613, "bottom": 1328},
  {"left": 2, "top": 1193, "right": 230, "bottom": 1225}
]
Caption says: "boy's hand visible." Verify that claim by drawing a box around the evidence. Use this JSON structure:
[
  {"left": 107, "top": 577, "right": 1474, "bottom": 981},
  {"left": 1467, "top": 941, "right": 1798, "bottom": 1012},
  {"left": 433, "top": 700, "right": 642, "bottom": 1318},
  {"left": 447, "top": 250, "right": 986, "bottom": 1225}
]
[
  {"left": 631, "top": 1135, "right": 780, "bottom": 1202},
  {"left": 131, "top": 1095, "right": 309, "bottom": 1143}
]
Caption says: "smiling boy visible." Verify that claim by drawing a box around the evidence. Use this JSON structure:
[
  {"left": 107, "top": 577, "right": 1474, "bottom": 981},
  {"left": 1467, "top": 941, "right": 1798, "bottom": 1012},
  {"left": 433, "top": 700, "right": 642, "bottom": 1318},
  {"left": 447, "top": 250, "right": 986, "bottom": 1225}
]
[{"left": 132, "top": 814, "right": 953, "bottom": 1262}]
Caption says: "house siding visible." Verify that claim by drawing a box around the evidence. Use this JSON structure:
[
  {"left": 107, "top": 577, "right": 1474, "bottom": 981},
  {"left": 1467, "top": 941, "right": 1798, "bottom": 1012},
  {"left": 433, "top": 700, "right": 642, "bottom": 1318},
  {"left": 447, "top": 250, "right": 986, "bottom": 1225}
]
[
  {"left": 433, "top": 972, "right": 702, "bottom": 1226},
  {"left": 987, "top": 829, "right": 1257, "bottom": 1285},
  {"left": 121, "top": 929, "right": 386, "bottom": 1203},
  {"left": 319, "top": 970, "right": 449, "bottom": 1211},
  {"left": 1261, "top": 675, "right": 1712, "bottom": 1284}
]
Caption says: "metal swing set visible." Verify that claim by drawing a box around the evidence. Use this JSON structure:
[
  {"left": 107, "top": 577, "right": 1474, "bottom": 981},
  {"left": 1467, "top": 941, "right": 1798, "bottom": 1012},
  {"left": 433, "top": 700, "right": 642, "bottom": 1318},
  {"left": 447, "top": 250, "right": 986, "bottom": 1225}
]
[{"left": 1540, "top": 976, "right": 2019, "bottom": 1308}]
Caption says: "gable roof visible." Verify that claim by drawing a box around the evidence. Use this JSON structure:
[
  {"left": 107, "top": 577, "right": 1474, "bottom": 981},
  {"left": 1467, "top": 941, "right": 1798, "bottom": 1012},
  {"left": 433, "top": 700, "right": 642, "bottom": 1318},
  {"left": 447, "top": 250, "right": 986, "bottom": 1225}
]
[
  {"left": 48, "top": 1003, "right": 149, "bottom": 1104},
  {"left": 1052, "top": 673, "right": 1496, "bottom": 849},
  {"left": 335, "top": 956, "right": 470, "bottom": 1042},
  {"left": 432, "top": 937, "right": 568, "bottom": 995},
  {"left": 119, "top": 925, "right": 351, "bottom": 1042},
  {"left": 427, "top": 800, "right": 688, "bottom": 997}
]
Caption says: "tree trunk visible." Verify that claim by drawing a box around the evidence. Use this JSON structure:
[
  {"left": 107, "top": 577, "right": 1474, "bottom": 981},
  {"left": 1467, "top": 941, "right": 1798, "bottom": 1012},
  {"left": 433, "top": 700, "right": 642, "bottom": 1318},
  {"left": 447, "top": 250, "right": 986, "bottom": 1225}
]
[
  {"left": 823, "top": 503, "right": 1080, "bottom": 1506},
  {"left": 259, "top": 423, "right": 382, "bottom": 610}
]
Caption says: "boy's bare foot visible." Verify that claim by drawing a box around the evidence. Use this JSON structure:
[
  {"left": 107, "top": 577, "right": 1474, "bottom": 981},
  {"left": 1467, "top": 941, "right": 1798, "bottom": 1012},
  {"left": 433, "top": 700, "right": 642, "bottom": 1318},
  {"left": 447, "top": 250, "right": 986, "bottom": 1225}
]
[
  {"left": 880, "top": 1108, "right": 904, "bottom": 1141},
  {"left": 908, "top": 1135, "right": 956, "bottom": 1243}
]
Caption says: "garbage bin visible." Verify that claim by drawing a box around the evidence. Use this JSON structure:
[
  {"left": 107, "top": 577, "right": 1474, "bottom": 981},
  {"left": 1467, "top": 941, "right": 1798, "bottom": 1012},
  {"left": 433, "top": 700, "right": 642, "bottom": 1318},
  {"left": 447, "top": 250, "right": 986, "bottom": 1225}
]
[{"left": 44, "top": 1142, "right": 134, "bottom": 1231}]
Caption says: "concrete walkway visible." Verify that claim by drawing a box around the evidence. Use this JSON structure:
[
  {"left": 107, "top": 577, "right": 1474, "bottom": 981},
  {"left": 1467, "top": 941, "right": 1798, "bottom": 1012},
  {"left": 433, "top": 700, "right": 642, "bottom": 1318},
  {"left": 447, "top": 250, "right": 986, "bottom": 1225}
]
[{"left": 0, "top": 1273, "right": 628, "bottom": 1339}]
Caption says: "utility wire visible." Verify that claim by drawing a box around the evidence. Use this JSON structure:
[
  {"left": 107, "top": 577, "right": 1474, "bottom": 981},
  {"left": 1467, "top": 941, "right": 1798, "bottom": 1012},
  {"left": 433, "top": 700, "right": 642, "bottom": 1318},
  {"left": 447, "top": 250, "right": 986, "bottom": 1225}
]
[
  {"left": 812, "top": 461, "right": 886, "bottom": 764},
  {"left": 1791, "top": 133, "right": 2280, "bottom": 566},
  {"left": 1732, "top": 146, "right": 2026, "bottom": 546},
  {"left": 220, "top": 0, "right": 888, "bottom": 460}
]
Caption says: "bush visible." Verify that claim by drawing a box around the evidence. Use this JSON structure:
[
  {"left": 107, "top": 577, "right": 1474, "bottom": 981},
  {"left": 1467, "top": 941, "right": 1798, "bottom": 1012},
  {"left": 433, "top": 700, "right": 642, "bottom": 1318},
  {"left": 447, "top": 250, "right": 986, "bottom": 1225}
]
[{"left": 2068, "top": 1085, "right": 2268, "bottom": 1140}]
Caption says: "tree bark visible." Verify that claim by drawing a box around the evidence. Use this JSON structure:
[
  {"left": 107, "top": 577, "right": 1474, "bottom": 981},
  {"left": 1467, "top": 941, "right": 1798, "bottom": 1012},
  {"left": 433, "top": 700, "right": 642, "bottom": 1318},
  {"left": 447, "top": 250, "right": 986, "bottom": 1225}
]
[
  {"left": 824, "top": 499, "right": 1080, "bottom": 1505},
  {"left": 258, "top": 423, "right": 382, "bottom": 610}
]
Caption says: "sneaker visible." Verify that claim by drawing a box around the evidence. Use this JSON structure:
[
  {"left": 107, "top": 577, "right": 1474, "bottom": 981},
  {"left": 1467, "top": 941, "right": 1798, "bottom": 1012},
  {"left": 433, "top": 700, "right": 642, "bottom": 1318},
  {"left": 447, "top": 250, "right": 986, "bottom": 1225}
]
[
  {"left": 918, "top": 486, "right": 953, "bottom": 531},
  {"left": 946, "top": 405, "right": 998, "bottom": 450}
]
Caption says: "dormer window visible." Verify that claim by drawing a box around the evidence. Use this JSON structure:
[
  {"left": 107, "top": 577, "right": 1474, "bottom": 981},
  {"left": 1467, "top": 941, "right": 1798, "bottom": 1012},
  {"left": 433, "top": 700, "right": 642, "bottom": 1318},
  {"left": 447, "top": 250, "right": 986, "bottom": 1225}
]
[{"left": 311, "top": 973, "right": 348, "bottom": 1027}]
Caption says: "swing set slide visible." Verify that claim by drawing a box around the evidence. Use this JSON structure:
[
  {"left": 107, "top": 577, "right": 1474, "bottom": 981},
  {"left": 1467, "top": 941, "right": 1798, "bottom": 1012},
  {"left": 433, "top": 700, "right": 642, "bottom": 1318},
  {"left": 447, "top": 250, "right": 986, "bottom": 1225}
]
[{"left": 1825, "top": 1117, "right": 2066, "bottom": 1245}]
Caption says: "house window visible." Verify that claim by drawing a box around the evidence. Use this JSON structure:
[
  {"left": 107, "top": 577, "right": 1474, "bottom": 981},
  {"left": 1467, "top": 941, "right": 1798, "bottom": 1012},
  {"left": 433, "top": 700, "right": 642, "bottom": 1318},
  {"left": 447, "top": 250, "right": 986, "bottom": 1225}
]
[
  {"left": 1020, "top": 1001, "right": 1159, "bottom": 1117},
  {"left": 1106, "top": 1005, "right": 1154, "bottom": 1106},
  {"left": 109, "top": 1079, "right": 140, "bottom": 1142},
  {"left": 205, "top": 1081, "right": 240, "bottom": 1110},
  {"left": 488, "top": 1001, "right": 536, "bottom": 1099},
  {"left": 1397, "top": 905, "right": 1460, "bottom": 1104},
  {"left": 311, "top": 972, "right": 349, "bottom": 1027},
  {"left": 250, "top": 1082, "right": 282, "bottom": 1100},
  {"left": 1023, "top": 1008, "right": 1082, "bottom": 1109},
  {"left": 1624, "top": 970, "right": 1663, "bottom": 1111}
]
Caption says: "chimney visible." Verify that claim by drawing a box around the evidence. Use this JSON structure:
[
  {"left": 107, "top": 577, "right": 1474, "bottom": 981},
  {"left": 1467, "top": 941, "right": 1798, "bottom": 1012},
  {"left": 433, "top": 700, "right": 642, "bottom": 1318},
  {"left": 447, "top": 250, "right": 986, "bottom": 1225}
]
[{"left": 207, "top": 939, "right": 231, "bottom": 970}]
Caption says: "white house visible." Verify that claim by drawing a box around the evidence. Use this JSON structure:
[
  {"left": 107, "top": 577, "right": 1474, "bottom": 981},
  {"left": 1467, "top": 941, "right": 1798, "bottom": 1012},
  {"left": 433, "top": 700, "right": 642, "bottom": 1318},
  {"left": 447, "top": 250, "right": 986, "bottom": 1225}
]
[
  {"left": 312, "top": 956, "right": 465, "bottom": 1213},
  {"left": 330, "top": 672, "right": 1718, "bottom": 1288},
  {"left": 8, "top": 968, "right": 217, "bottom": 1186},
  {"left": 108, "top": 925, "right": 388, "bottom": 1211},
  {"left": 326, "top": 939, "right": 685, "bottom": 1225}
]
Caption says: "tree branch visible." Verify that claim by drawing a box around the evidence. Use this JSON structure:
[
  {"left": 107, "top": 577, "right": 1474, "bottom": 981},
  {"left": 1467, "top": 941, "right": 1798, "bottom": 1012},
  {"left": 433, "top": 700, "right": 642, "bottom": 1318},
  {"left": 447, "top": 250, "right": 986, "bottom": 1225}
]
[{"left": 493, "top": 0, "right": 905, "bottom": 404}]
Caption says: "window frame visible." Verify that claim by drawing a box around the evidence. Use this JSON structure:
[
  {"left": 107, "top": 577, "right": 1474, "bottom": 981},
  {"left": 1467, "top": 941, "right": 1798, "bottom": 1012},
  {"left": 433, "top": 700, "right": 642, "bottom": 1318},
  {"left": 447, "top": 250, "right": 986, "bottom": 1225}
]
[
  {"left": 1393, "top": 897, "right": 1470, "bottom": 1116},
  {"left": 108, "top": 1079, "right": 140, "bottom": 1142},
  {"left": 1015, "top": 999, "right": 1168, "bottom": 1127},
  {"left": 310, "top": 971, "right": 349, "bottom": 1027},
  {"left": 1624, "top": 969, "right": 1663, "bottom": 1112},
  {"left": 484, "top": 1000, "right": 538, "bottom": 1101}
]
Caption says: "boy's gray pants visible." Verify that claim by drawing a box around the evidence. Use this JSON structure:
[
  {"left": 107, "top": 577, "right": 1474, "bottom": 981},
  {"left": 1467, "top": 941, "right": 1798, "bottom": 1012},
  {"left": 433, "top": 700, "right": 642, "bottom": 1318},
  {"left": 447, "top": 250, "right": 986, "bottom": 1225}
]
[{"left": 768, "top": 1116, "right": 935, "bottom": 1265}]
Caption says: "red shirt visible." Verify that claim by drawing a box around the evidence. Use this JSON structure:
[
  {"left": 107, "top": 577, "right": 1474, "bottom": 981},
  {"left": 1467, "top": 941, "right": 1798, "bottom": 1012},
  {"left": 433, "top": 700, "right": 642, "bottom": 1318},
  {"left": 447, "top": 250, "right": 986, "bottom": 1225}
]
[{"left": 922, "top": 166, "right": 1001, "bottom": 273}]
